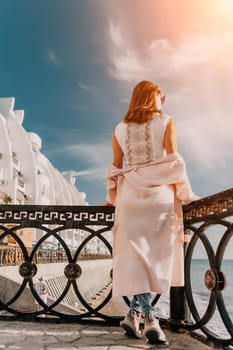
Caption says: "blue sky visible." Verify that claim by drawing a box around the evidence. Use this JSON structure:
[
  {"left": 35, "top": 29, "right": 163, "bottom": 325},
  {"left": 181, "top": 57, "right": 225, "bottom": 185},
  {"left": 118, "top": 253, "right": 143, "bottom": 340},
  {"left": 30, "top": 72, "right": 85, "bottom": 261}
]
[{"left": 1, "top": 0, "right": 233, "bottom": 207}]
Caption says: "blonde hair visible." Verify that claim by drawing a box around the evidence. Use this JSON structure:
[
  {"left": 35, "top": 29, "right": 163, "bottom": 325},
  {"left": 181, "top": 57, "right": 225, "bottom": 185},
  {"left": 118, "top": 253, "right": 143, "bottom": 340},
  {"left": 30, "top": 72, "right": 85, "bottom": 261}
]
[{"left": 123, "top": 80, "right": 162, "bottom": 124}]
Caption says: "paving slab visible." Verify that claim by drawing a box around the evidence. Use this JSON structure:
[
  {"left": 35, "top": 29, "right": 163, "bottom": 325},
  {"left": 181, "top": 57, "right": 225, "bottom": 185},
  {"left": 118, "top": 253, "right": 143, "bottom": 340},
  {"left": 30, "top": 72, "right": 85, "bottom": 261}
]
[{"left": 0, "top": 321, "right": 214, "bottom": 350}]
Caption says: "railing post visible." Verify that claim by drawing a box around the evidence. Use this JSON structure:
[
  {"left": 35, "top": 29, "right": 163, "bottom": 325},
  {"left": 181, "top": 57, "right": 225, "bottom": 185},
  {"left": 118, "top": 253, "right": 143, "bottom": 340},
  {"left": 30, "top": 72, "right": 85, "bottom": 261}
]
[{"left": 169, "top": 229, "right": 191, "bottom": 330}]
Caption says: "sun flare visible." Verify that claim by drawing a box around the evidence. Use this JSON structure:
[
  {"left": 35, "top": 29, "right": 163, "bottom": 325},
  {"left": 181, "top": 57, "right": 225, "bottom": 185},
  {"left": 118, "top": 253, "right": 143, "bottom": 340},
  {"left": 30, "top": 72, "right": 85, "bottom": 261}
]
[{"left": 210, "top": 0, "right": 233, "bottom": 17}]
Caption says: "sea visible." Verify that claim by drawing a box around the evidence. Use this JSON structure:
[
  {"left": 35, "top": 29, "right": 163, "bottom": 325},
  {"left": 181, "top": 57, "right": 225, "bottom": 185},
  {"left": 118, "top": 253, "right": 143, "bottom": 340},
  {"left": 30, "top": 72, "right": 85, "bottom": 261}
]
[{"left": 156, "top": 259, "right": 233, "bottom": 339}]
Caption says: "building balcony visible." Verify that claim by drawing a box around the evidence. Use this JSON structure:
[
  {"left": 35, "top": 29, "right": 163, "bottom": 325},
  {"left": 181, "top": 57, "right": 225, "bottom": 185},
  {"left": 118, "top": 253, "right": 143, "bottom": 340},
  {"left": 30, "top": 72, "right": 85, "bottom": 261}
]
[
  {"left": 17, "top": 178, "right": 26, "bottom": 192},
  {"left": 0, "top": 167, "right": 3, "bottom": 180},
  {"left": 12, "top": 155, "right": 21, "bottom": 172},
  {"left": 0, "top": 168, "right": 7, "bottom": 186}
]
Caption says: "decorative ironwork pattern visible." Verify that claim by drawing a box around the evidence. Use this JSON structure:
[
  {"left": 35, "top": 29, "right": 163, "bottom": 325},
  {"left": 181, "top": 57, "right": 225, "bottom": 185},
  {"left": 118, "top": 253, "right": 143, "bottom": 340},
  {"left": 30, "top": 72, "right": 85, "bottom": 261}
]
[
  {"left": 204, "top": 269, "right": 227, "bottom": 292},
  {"left": 64, "top": 263, "right": 82, "bottom": 281},
  {"left": 184, "top": 187, "right": 233, "bottom": 347},
  {"left": 19, "top": 262, "right": 37, "bottom": 279},
  {"left": 0, "top": 205, "right": 115, "bottom": 226},
  {"left": 0, "top": 205, "right": 116, "bottom": 324},
  {"left": 183, "top": 188, "right": 233, "bottom": 224}
]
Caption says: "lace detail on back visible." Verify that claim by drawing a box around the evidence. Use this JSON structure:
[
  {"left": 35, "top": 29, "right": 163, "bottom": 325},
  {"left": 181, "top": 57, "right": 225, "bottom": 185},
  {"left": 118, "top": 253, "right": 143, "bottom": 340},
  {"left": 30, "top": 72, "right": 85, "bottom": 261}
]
[
  {"left": 125, "top": 121, "right": 153, "bottom": 166},
  {"left": 114, "top": 114, "right": 171, "bottom": 167}
]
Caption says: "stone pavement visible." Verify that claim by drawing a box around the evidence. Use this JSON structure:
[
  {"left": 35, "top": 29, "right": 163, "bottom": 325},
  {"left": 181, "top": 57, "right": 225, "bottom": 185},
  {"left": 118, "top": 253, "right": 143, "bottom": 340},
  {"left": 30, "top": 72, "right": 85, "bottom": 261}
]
[{"left": 0, "top": 321, "right": 214, "bottom": 350}]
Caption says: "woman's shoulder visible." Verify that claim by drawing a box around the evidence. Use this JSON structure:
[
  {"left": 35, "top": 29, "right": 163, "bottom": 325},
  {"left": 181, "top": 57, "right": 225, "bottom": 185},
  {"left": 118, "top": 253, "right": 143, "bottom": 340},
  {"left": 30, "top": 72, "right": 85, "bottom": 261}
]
[
  {"left": 114, "top": 121, "right": 126, "bottom": 132},
  {"left": 161, "top": 113, "right": 173, "bottom": 122},
  {"left": 152, "top": 113, "right": 173, "bottom": 124},
  {"left": 114, "top": 121, "right": 127, "bottom": 139}
]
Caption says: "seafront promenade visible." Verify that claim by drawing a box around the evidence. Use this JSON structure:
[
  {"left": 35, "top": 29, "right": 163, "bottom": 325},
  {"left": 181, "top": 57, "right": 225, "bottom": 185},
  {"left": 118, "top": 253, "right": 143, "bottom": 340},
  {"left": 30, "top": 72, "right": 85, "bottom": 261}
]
[{"left": 0, "top": 320, "right": 213, "bottom": 350}]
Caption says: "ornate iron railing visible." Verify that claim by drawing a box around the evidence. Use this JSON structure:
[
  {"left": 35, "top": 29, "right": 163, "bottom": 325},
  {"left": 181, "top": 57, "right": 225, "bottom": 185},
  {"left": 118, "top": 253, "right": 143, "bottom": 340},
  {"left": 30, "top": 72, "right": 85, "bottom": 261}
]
[
  {"left": 0, "top": 205, "right": 116, "bottom": 323},
  {"left": 0, "top": 188, "right": 232, "bottom": 347},
  {"left": 183, "top": 188, "right": 233, "bottom": 347}
]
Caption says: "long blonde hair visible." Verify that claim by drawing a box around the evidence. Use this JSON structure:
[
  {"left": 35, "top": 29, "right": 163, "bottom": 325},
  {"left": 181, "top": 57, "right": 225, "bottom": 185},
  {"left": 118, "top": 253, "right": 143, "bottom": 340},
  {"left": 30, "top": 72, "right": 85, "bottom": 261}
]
[{"left": 123, "top": 80, "right": 162, "bottom": 124}]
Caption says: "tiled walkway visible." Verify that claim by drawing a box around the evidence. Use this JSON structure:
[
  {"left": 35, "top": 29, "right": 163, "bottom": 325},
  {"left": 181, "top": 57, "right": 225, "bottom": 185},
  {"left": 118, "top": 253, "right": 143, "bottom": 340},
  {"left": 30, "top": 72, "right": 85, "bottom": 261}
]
[{"left": 0, "top": 321, "right": 214, "bottom": 349}]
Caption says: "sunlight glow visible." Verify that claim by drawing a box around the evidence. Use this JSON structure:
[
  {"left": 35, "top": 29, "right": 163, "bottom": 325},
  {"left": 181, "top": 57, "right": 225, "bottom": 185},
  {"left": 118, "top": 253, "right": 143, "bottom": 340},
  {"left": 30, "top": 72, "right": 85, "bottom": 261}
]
[{"left": 210, "top": 0, "right": 233, "bottom": 19}]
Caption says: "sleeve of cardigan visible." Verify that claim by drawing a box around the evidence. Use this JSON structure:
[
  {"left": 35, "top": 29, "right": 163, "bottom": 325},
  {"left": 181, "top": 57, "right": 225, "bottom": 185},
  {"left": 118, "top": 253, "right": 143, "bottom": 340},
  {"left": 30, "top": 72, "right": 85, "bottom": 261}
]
[{"left": 175, "top": 159, "right": 200, "bottom": 204}]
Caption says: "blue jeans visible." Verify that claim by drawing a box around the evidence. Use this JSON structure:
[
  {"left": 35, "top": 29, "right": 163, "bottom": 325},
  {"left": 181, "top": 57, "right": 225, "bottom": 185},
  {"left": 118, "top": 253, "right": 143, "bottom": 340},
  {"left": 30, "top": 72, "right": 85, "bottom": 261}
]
[{"left": 130, "top": 292, "right": 154, "bottom": 315}]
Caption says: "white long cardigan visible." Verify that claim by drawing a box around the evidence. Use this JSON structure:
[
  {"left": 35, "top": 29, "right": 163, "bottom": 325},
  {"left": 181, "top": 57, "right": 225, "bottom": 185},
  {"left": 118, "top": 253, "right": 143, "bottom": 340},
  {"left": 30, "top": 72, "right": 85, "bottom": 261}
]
[{"left": 106, "top": 153, "right": 199, "bottom": 298}]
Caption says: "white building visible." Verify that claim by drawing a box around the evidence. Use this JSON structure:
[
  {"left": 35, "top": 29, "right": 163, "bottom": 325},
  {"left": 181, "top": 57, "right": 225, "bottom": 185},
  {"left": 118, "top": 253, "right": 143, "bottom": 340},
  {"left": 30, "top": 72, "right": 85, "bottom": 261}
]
[{"left": 0, "top": 97, "right": 91, "bottom": 251}]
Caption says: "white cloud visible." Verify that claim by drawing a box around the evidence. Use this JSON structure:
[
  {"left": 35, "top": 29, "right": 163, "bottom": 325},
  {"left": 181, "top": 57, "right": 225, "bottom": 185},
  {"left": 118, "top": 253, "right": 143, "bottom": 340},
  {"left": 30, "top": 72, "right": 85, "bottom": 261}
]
[
  {"left": 66, "top": 141, "right": 112, "bottom": 180},
  {"left": 78, "top": 82, "right": 92, "bottom": 91},
  {"left": 105, "top": 18, "right": 233, "bottom": 184},
  {"left": 44, "top": 50, "right": 60, "bottom": 66},
  {"left": 68, "top": 142, "right": 111, "bottom": 164},
  {"left": 109, "top": 19, "right": 124, "bottom": 47},
  {"left": 108, "top": 19, "right": 233, "bottom": 82},
  {"left": 178, "top": 117, "right": 229, "bottom": 172},
  {"left": 63, "top": 168, "right": 104, "bottom": 179}
]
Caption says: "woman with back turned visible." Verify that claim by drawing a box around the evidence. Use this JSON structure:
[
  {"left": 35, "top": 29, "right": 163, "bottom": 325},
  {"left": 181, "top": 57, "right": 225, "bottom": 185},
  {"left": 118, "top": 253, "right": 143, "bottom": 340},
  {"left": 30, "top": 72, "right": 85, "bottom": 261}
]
[{"left": 102, "top": 80, "right": 199, "bottom": 345}]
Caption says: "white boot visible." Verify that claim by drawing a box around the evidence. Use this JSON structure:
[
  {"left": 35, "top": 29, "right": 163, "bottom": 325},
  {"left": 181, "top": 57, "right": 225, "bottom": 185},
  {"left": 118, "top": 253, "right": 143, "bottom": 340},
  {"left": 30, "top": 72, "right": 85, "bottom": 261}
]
[
  {"left": 143, "top": 312, "right": 169, "bottom": 345},
  {"left": 120, "top": 309, "right": 142, "bottom": 339}
]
